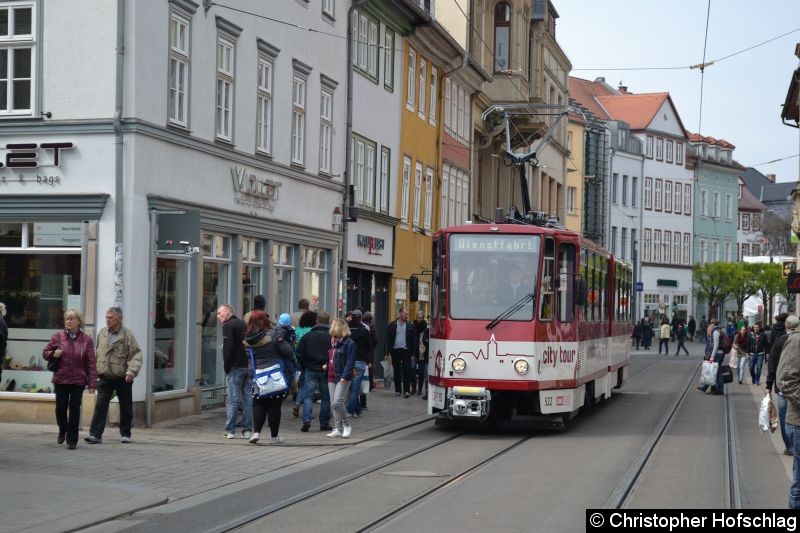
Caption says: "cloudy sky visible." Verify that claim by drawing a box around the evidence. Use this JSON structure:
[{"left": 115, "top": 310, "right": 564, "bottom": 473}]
[{"left": 554, "top": 0, "right": 800, "bottom": 183}]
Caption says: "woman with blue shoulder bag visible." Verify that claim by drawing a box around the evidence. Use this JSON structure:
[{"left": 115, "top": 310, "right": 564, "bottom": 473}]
[{"left": 244, "top": 310, "right": 293, "bottom": 444}]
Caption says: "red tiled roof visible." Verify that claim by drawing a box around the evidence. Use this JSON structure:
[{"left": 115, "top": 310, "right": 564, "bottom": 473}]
[
  {"left": 568, "top": 76, "right": 615, "bottom": 120},
  {"left": 686, "top": 131, "right": 736, "bottom": 149},
  {"left": 595, "top": 93, "right": 670, "bottom": 130}
]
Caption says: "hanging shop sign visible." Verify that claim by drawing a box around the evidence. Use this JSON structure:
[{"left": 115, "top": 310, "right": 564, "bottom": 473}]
[{"left": 230, "top": 165, "right": 282, "bottom": 211}]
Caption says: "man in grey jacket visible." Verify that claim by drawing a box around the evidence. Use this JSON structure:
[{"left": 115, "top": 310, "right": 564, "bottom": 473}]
[
  {"left": 777, "top": 314, "right": 800, "bottom": 508},
  {"left": 85, "top": 307, "right": 143, "bottom": 444}
]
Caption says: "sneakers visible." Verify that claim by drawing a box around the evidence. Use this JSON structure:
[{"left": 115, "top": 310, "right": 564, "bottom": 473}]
[
  {"left": 394, "top": 392, "right": 401, "bottom": 397},
  {"left": 224, "top": 432, "right": 236, "bottom": 439},
  {"left": 342, "top": 425, "right": 352, "bottom": 438},
  {"left": 320, "top": 425, "right": 333, "bottom": 431},
  {"left": 249, "top": 432, "right": 260, "bottom": 444},
  {"left": 84, "top": 435, "right": 102, "bottom": 444},
  {"left": 270, "top": 436, "right": 284, "bottom": 444},
  {"left": 120, "top": 436, "right": 131, "bottom": 444},
  {"left": 404, "top": 392, "right": 410, "bottom": 399},
  {"left": 242, "top": 431, "right": 252, "bottom": 439},
  {"left": 327, "top": 428, "right": 343, "bottom": 438},
  {"left": 301, "top": 421, "right": 310, "bottom": 432}
]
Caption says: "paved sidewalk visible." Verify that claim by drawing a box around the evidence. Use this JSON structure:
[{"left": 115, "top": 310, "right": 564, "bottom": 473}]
[{"left": 0, "top": 386, "right": 431, "bottom": 533}]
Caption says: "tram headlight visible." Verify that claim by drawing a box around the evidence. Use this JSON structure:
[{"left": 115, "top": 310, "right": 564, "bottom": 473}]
[
  {"left": 513, "top": 359, "right": 529, "bottom": 375},
  {"left": 451, "top": 357, "right": 467, "bottom": 373}
]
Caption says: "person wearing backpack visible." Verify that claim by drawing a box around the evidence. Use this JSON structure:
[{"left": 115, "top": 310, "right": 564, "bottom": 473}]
[
  {"left": 698, "top": 318, "right": 727, "bottom": 395},
  {"left": 748, "top": 322, "right": 768, "bottom": 386}
]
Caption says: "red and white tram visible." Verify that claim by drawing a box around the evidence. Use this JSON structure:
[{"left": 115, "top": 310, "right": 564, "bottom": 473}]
[{"left": 426, "top": 213, "right": 633, "bottom": 429}]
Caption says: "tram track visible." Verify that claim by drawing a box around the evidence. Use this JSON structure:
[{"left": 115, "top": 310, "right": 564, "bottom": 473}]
[{"left": 606, "top": 358, "right": 742, "bottom": 509}]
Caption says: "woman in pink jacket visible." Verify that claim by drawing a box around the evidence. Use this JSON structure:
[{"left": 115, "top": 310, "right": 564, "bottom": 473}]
[{"left": 42, "top": 309, "right": 96, "bottom": 449}]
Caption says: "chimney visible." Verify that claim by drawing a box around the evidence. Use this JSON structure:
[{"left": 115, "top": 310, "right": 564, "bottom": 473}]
[
  {"left": 618, "top": 84, "right": 628, "bottom": 94},
  {"left": 766, "top": 173, "right": 777, "bottom": 183},
  {"left": 594, "top": 77, "right": 605, "bottom": 83}
]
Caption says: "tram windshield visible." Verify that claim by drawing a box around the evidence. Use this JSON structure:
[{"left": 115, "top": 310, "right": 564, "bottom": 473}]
[{"left": 448, "top": 234, "right": 541, "bottom": 320}]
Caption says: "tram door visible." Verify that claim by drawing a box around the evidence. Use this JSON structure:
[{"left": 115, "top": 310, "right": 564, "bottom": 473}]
[{"left": 558, "top": 242, "right": 576, "bottom": 337}]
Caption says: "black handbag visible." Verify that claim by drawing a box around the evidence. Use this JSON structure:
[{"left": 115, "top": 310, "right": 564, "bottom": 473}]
[
  {"left": 720, "top": 365, "right": 734, "bottom": 384},
  {"left": 47, "top": 356, "right": 59, "bottom": 373}
]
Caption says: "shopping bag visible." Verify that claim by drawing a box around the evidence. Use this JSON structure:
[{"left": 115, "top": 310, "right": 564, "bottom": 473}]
[
  {"left": 759, "top": 394, "right": 772, "bottom": 433},
  {"left": 729, "top": 346, "right": 738, "bottom": 369},
  {"left": 700, "top": 360, "right": 718, "bottom": 387},
  {"left": 361, "top": 376, "right": 370, "bottom": 394}
]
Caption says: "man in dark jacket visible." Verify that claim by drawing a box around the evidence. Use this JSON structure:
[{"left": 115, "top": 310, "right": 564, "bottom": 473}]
[
  {"left": 218, "top": 304, "right": 252, "bottom": 439},
  {"left": 296, "top": 311, "right": 332, "bottom": 432},
  {"left": 347, "top": 310, "right": 372, "bottom": 417},
  {"left": 767, "top": 313, "right": 792, "bottom": 455},
  {"left": 385, "top": 308, "right": 418, "bottom": 398}
]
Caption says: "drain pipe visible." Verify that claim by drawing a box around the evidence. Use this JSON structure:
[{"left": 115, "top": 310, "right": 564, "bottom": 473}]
[{"left": 114, "top": 0, "right": 125, "bottom": 308}]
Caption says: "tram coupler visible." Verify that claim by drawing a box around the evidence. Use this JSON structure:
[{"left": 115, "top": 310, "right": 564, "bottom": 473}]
[{"left": 447, "top": 386, "right": 491, "bottom": 421}]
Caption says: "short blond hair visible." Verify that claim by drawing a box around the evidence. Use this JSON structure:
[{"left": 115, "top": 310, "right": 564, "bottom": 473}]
[
  {"left": 64, "top": 309, "right": 84, "bottom": 327},
  {"left": 329, "top": 317, "right": 351, "bottom": 338}
]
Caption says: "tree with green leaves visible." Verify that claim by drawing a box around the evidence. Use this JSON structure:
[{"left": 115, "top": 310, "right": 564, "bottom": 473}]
[
  {"left": 750, "top": 262, "right": 785, "bottom": 325},
  {"left": 693, "top": 262, "right": 733, "bottom": 320},
  {"left": 724, "top": 263, "right": 761, "bottom": 319}
]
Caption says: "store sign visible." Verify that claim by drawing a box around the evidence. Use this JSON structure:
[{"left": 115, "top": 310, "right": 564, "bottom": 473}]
[
  {"left": 230, "top": 165, "right": 281, "bottom": 211},
  {"left": 33, "top": 222, "right": 84, "bottom": 246},
  {"left": 0, "top": 142, "right": 75, "bottom": 186},
  {"left": 357, "top": 234, "right": 385, "bottom": 256}
]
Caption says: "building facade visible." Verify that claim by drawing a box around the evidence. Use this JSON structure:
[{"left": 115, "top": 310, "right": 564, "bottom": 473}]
[{"left": 0, "top": 0, "right": 346, "bottom": 421}]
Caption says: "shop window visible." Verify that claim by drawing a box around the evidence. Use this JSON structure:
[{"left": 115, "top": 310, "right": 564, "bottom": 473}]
[
  {"left": 271, "top": 243, "right": 295, "bottom": 316},
  {"left": 494, "top": 2, "right": 510, "bottom": 71},
  {"left": 200, "top": 233, "right": 230, "bottom": 402},
  {"left": 302, "top": 247, "right": 327, "bottom": 312},
  {"left": 153, "top": 257, "right": 189, "bottom": 393},
  {"left": 240, "top": 237, "right": 262, "bottom": 316}
]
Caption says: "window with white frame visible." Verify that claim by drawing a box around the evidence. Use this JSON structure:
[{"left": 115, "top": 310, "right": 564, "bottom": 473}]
[
  {"left": 664, "top": 181, "right": 672, "bottom": 212},
  {"left": 291, "top": 66, "right": 309, "bottom": 165},
  {"left": 413, "top": 161, "right": 423, "bottom": 227},
  {"left": 450, "top": 80, "right": 458, "bottom": 134},
  {"left": 302, "top": 247, "right": 328, "bottom": 312},
  {"left": 654, "top": 179, "right": 662, "bottom": 210},
  {"left": 406, "top": 49, "right": 416, "bottom": 110},
  {"left": 643, "top": 229, "right": 651, "bottom": 262},
  {"left": 611, "top": 173, "right": 618, "bottom": 204},
  {"left": 646, "top": 135, "right": 653, "bottom": 158},
  {"left": 424, "top": 167, "right": 433, "bottom": 229},
  {"left": 168, "top": 9, "right": 190, "bottom": 127},
  {"left": 631, "top": 229, "right": 637, "bottom": 262},
  {"left": 724, "top": 241, "right": 731, "bottom": 262},
  {"left": 682, "top": 233, "right": 690, "bottom": 265},
  {"left": 701, "top": 189, "right": 708, "bottom": 217},
  {"left": 683, "top": 184, "right": 691, "bottom": 215},
  {"left": 611, "top": 226, "right": 617, "bottom": 254},
  {"left": 621, "top": 227, "right": 627, "bottom": 260},
  {"left": 215, "top": 35, "right": 235, "bottom": 141},
  {"left": 401, "top": 156, "right": 411, "bottom": 223},
  {"left": 644, "top": 177, "right": 652, "bottom": 209},
  {"left": 441, "top": 163, "right": 468, "bottom": 227},
  {"left": 676, "top": 142, "right": 683, "bottom": 165},
  {"left": 0, "top": 1, "right": 36, "bottom": 116},
  {"left": 674, "top": 183, "right": 682, "bottom": 214},
  {"left": 354, "top": 11, "right": 378, "bottom": 79},
  {"left": 653, "top": 230, "right": 662, "bottom": 262},
  {"left": 319, "top": 86, "right": 333, "bottom": 174},
  {"left": 365, "top": 144, "right": 375, "bottom": 207},
  {"left": 351, "top": 135, "right": 376, "bottom": 207},
  {"left": 256, "top": 55, "right": 274, "bottom": 154},
  {"left": 632, "top": 177, "right": 638, "bottom": 207},
  {"left": 725, "top": 193, "right": 732, "bottom": 220},
  {"left": 457, "top": 85, "right": 465, "bottom": 139},
  {"left": 741, "top": 243, "right": 749, "bottom": 259},
  {"left": 429, "top": 66, "right": 437, "bottom": 124},
  {"left": 752, "top": 213, "right": 760, "bottom": 230},
  {"left": 655, "top": 138, "right": 663, "bottom": 160},
  {"left": 368, "top": 18, "right": 378, "bottom": 77},
  {"left": 713, "top": 191, "right": 720, "bottom": 218},
  {"left": 666, "top": 140, "right": 673, "bottom": 163},
  {"left": 417, "top": 58, "right": 426, "bottom": 118},
  {"left": 322, "top": 0, "right": 334, "bottom": 19},
  {"left": 699, "top": 239, "right": 707, "bottom": 265},
  {"left": 383, "top": 28, "right": 394, "bottom": 90},
  {"left": 271, "top": 243, "right": 295, "bottom": 318},
  {"left": 379, "top": 147, "right": 390, "bottom": 213},
  {"left": 622, "top": 175, "right": 628, "bottom": 206},
  {"left": 673, "top": 232, "right": 681, "bottom": 264},
  {"left": 741, "top": 213, "right": 750, "bottom": 230},
  {"left": 444, "top": 78, "right": 451, "bottom": 128},
  {"left": 567, "top": 186, "right": 575, "bottom": 214},
  {"left": 440, "top": 166, "right": 448, "bottom": 228},
  {"left": 449, "top": 167, "right": 456, "bottom": 226},
  {"left": 664, "top": 231, "right": 671, "bottom": 263},
  {"left": 712, "top": 241, "right": 719, "bottom": 262}
]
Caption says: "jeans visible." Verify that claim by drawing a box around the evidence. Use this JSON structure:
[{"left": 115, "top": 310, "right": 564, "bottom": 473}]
[
  {"left": 788, "top": 423, "right": 800, "bottom": 508},
  {"left": 347, "top": 361, "right": 367, "bottom": 416},
  {"left": 737, "top": 356, "right": 747, "bottom": 383},
  {"left": 778, "top": 393, "right": 792, "bottom": 452},
  {"left": 301, "top": 370, "right": 330, "bottom": 426},
  {"left": 90, "top": 377, "right": 133, "bottom": 438},
  {"left": 329, "top": 381, "right": 351, "bottom": 431},
  {"left": 225, "top": 368, "right": 253, "bottom": 433},
  {"left": 658, "top": 339, "right": 669, "bottom": 354},
  {"left": 749, "top": 353, "right": 765, "bottom": 384},
  {"left": 54, "top": 384, "right": 84, "bottom": 445},
  {"left": 675, "top": 339, "right": 689, "bottom": 355}
]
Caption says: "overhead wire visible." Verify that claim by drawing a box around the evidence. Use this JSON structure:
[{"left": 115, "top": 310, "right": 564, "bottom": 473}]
[{"left": 697, "top": 0, "right": 712, "bottom": 134}]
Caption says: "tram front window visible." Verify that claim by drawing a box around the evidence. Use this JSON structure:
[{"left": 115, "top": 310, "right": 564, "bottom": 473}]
[{"left": 448, "top": 234, "right": 541, "bottom": 320}]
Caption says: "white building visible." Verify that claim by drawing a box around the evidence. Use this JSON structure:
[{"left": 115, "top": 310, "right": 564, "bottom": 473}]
[{"left": 0, "top": 0, "right": 346, "bottom": 422}]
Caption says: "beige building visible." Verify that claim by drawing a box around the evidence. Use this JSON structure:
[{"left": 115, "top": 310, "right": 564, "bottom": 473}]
[{"left": 565, "top": 111, "right": 585, "bottom": 233}]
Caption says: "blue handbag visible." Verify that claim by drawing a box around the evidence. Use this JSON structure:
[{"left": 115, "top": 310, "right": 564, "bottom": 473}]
[{"left": 248, "top": 348, "right": 288, "bottom": 399}]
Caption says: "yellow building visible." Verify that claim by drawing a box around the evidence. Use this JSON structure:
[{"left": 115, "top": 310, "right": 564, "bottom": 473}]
[{"left": 566, "top": 112, "right": 585, "bottom": 234}]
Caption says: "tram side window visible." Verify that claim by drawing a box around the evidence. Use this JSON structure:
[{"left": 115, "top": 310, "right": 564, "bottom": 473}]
[
  {"left": 599, "top": 255, "right": 608, "bottom": 322},
  {"left": 558, "top": 243, "right": 575, "bottom": 322},
  {"left": 432, "top": 237, "right": 445, "bottom": 320},
  {"left": 588, "top": 251, "right": 598, "bottom": 322},
  {"left": 580, "top": 247, "right": 589, "bottom": 320},
  {"left": 540, "top": 238, "right": 555, "bottom": 320}
]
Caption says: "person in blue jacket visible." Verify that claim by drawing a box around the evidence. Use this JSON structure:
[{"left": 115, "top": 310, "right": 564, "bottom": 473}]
[{"left": 327, "top": 317, "right": 356, "bottom": 438}]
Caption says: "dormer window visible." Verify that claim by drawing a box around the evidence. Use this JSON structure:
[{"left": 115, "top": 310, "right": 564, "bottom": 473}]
[{"left": 494, "top": 2, "right": 510, "bottom": 72}]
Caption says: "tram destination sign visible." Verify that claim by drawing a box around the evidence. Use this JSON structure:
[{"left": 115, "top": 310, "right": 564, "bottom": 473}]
[{"left": 453, "top": 236, "right": 536, "bottom": 252}]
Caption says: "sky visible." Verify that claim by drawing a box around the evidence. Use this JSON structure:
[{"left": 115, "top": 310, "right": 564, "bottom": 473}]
[{"left": 554, "top": 0, "right": 800, "bottom": 183}]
